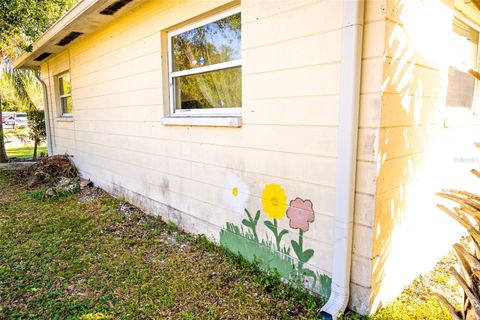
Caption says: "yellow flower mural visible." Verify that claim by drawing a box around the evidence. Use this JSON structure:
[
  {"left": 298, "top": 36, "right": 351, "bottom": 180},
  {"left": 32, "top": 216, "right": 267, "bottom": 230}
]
[
  {"left": 262, "top": 183, "right": 287, "bottom": 220},
  {"left": 220, "top": 176, "right": 332, "bottom": 299}
]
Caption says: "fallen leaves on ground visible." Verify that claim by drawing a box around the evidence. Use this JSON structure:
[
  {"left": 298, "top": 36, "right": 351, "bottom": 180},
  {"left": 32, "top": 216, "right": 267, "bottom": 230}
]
[{"left": 0, "top": 170, "right": 322, "bottom": 319}]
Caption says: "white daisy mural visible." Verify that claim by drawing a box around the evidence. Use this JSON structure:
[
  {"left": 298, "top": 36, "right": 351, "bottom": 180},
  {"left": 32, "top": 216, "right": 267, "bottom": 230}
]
[{"left": 222, "top": 172, "right": 250, "bottom": 213}]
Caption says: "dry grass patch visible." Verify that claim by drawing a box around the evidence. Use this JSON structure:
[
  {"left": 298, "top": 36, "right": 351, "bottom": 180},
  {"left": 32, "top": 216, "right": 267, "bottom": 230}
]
[{"left": 0, "top": 169, "right": 323, "bottom": 319}]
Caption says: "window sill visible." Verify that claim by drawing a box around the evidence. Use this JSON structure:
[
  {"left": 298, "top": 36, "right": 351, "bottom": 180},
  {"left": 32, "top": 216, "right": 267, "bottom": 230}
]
[
  {"left": 56, "top": 116, "right": 74, "bottom": 122},
  {"left": 162, "top": 116, "right": 242, "bottom": 127}
]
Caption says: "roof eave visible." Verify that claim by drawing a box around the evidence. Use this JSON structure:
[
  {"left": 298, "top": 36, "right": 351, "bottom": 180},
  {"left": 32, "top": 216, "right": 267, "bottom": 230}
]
[{"left": 13, "top": 0, "right": 146, "bottom": 69}]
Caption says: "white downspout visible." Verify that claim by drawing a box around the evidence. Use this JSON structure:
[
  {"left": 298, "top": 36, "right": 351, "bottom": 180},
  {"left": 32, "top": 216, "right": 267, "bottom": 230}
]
[
  {"left": 34, "top": 68, "right": 53, "bottom": 156},
  {"left": 320, "top": 0, "right": 364, "bottom": 319}
]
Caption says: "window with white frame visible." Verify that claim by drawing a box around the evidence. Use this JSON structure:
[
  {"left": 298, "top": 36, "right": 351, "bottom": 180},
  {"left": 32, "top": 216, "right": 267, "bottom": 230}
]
[
  {"left": 168, "top": 8, "right": 241, "bottom": 116},
  {"left": 446, "top": 18, "right": 479, "bottom": 110},
  {"left": 58, "top": 72, "right": 73, "bottom": 115}
]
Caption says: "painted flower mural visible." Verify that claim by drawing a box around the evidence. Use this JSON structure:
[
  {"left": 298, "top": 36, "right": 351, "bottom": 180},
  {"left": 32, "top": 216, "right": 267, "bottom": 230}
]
[
  {"left": 222, "top": 172, "right": 250, "bottom": 214},
  {"left": 287, "top": 197, "right": 316, "bottom": 279},
  {"left": 262, "top": 183, "right": 289, "bottom": 252},
  {"left": 219, "top": 177, "right": 331, "bottom": 299},
  {"left": 261, "top": 183, "right": 287, "bottom": 219},
  {"left": 287, "top": 198, "right": 315, "bottom": 232}
]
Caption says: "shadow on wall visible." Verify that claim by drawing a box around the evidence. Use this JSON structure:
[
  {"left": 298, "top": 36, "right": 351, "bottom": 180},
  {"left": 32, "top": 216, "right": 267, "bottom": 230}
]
[{"left": 369, "top": 0, "right": 480, "bottom": 312}]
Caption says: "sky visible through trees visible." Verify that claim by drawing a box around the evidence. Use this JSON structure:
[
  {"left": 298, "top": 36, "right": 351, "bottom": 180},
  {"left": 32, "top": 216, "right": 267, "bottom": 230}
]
[{"left": 171, "top": 12, "right": 241, "bottom": 110}]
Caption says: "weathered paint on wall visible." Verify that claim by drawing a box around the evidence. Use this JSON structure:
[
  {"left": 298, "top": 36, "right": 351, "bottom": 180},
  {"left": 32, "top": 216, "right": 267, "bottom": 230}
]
[
  {"left": 40, "top": 0, "right": 478, "bottom": 314},
  {"left": 39, "top": 0, "right": 350, "bottom": 307},
  {"left": 219, "top": 178, "right": 332, "bottom": 299}
]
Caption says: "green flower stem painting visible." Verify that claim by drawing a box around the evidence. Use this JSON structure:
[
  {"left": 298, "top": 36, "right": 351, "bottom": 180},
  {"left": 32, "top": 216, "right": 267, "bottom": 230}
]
[
  {"left": 264, "top": 219, "right": 288, "bottom": 252},
  {"left": 220, "top": 176, "right": 332, "bottom": 300},
  {"left": 241, "top": 209, "right": 260, "bottom": 242}
]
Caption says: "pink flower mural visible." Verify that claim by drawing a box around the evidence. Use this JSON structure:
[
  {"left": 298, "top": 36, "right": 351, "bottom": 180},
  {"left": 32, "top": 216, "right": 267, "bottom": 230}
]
[
  {"left": 286, "top": 197, "right": 316, "bottom": 280},
  {"left": 219, "top": 177, "right": 331, "bottom": 298},
  {"left": 286, "top": 198, "right": 315, "bottom": 232}
]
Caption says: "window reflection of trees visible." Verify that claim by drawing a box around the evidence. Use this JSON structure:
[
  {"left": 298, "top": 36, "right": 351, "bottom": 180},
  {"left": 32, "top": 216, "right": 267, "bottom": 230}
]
[{"left": 172, "top": 13, "right": 241, "bottom": 110}]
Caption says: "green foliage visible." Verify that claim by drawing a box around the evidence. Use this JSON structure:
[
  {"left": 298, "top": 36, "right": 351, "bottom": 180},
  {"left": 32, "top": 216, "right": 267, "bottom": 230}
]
[
  {"left": 1, "top": 69, "right": 39, "bottom": 110},
  {"left": 27, "top": 179, "right": 80, "bottom": 201},
  {"left": 0, "top": 0, "right": 79, "bottom": 58},
  {"left": 27, "top": 109, "right": 45, "bottom": 136},
  {"left": 338, "top": 311, "right": 370, "bottom": 320},
  {"left": 6, "top": 144, "right": 47, "bottom": 158},
  {"left": 166, "top": 220, "right": 179, "bottom": 232},
  {"left": 172, "top": 12, "right": 241, "bottom": 109},
  {"left": 80, "top": 313, "right": 112, "bottom": 320},
  {"left": 0, "top": 172, "right": 324, "bottom": 319},
  {"left": 0, "top": 0, "right": 77, "bottom": 162},
  {"left": 54, "top": 180, "right": 80, "bottom": 198},
  {"left": 196, "top": 233, "right": 322, "bottom": 314},
  {"left": 0, "top": 70, "right": 47, "bottom": 159},
  {"left": 369, "top": 295, "right": 450, "bottom": 320},
  {"left": 26, "top": 187, "right": 47, "bottom": 200},
  {"left": 0, "top": 104, "right": 6, "bottom": 163}
]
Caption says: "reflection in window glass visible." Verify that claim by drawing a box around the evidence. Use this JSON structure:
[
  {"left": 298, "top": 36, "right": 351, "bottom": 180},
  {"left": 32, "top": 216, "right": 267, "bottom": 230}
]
[
  {"left": 59, "top": 74, "right": 71, "bottom": 95},
  {"left": 175, "top": 67, "right": 241, "bottom": 109},
  {"left": 61, "top": 96, "right": 73, "bottom": 114},
  {"left": 58, "top": 73, "right": 73, "bottom": 115},
  {"left": 170, "top": 10, "right": 242, "bottom": 113},
  {"left": 172, "top": 13, "right": 241, "bottom": 72}
]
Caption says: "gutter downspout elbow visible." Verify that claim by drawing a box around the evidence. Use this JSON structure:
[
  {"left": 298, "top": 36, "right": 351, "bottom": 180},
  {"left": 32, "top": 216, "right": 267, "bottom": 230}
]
[
  {"left": 320, "top": 1, "right": 364, "bottom": 318},
  {"left": 34, "top": 68, "right": 53, "bottom": 156}
]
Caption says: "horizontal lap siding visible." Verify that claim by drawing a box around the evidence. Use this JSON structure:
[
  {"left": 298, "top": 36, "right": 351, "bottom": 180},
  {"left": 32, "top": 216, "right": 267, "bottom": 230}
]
[
  {"left": 41, "top": 52, "right": 76, "bottom": 155},
  {"left": 72, "top": 121, "right": 338, "bottom": 159},
  {"left": 348, "top": 1, "right": 388, "bottom": 314},
  {"left": 369, "top": 0, "right": 480, "bottom": 314},
  {"left": 42, "top": 0, "right": 346, "bottom": 287}
]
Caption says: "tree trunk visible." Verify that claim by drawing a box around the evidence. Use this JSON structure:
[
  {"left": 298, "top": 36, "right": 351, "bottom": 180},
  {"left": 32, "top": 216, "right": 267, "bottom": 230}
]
[
  {"left": 0, "top": 103, "right": 8, "bottom": 163},
  {"left": 32, "top": 138, "right": 38, "bottom": 161}
]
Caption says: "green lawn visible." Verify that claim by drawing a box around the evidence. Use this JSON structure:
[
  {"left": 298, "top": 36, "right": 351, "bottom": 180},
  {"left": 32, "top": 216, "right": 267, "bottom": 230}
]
[
  {"left": 0, "top": 170, "right": 323, "bottom": 319},
  {"left": 0, "top": 167, "right": 457, "bottom": 319},
  {"left": 6, "top": 145, "right": 47, "bottom": 159},
  {"left": 4, "top": 127, "right": 28, "bottom": 136}
]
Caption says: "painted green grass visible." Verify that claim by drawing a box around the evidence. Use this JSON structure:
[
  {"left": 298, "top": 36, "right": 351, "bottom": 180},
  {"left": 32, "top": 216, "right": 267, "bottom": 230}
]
[
  {"left": 220, "top": 222, "right": 296, "bottom": 280},
  {"left": 220, "top": 222, "right": 332, "bottom": 300},
  {"left": 6, "top": 145, "right": 47, "bottom": 159},
  {"left": 0, "top": 170, "right": 323, "bottom": 319}
]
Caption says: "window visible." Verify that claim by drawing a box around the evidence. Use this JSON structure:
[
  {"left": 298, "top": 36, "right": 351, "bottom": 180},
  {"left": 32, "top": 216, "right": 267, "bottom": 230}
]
[
  {"left": 168, "top": 8, "right": 241, "bottom": 116},
  {"left": 58, "top": 72, "right": 73, "bottom": 115},
  {"left": 446, "top": 18, "right": 479, "bottom": 110}
]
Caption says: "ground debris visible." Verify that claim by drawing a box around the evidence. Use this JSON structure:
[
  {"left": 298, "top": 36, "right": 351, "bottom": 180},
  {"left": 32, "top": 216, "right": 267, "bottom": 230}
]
[
  {"left": 12, "top": 155, "right": 92, "bottom": 200},
  {"left": 15, "top": 155, "right": 78, "bottom": 187},
  {"left": 79, "top": 178, "right": 93, "bottom": 189},
  {"left": 78, "top": 186, "right": 105, "bottom": 203},
  {"left": 118, "top": 202, "right": 141, "bottom": 216},
  {"left": 0, "top": 172, "right": 323, "bottom": 319}
]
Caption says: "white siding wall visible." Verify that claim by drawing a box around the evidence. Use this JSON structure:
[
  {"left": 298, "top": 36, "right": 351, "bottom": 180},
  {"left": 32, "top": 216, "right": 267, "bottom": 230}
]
[
  {"left": 362, "top": 0, "right": 480, "bottom": 314},
  {"left": 41, "top": 0, "right": 363, "bottom": 307}
]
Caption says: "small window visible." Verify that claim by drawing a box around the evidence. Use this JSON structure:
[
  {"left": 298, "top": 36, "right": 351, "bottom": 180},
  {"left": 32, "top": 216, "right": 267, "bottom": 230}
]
[
  {"left": 58, "top": 73, "right": 73, "bottom": 115},
  {"left": 168, "top": 8, "right": 241, "bottom": 116},
  {"left": 446, "top": 18, "right": 479, "bottom": 110}
]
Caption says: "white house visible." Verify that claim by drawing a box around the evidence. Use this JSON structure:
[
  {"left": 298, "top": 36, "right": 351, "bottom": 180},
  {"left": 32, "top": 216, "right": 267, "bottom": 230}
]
[{"left": 14, "top": 0, "right": 480, "bottom": 316}]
